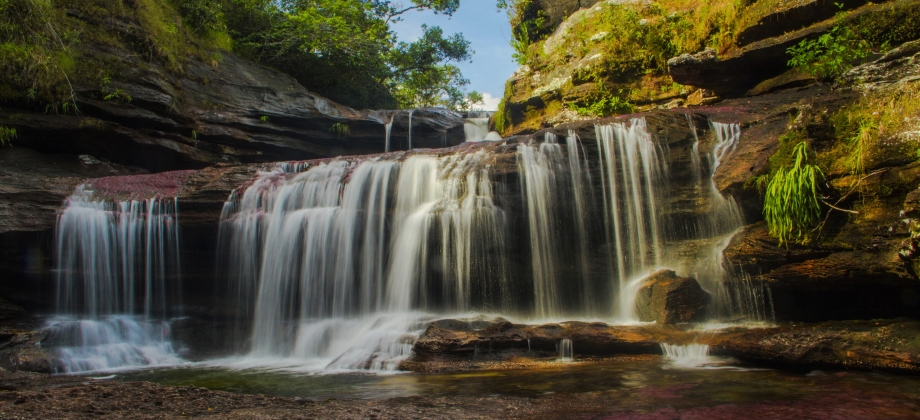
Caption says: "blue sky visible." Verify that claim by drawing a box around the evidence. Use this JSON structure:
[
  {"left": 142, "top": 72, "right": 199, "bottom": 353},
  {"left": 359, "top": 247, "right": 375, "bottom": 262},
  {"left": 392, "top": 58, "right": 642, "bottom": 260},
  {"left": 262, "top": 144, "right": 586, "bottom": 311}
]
[{"left": 390, "top": 0, "right": 519, "bottom": 110}]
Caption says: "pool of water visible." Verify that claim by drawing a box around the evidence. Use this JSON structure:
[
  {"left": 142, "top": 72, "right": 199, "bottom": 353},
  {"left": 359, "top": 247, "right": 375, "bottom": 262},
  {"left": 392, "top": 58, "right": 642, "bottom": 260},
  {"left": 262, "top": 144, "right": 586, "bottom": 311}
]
[{"left": 113, "top": 356, "right": 920, "bottom": 410}]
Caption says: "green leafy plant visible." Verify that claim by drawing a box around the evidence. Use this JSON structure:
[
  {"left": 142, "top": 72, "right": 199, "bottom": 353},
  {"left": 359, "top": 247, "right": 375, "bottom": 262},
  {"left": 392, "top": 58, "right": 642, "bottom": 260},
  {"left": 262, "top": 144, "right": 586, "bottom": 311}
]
[
  {"left": 260, "top": 115, "right": 269, "bottom": 122},
  {"left": 786, "top": 4, "right": 872, "bottom": 80},
  {"left": 764, "top": 141, "right": 825, "bottom": 246},
  {"left": 178, "top": 0, "right": 225, "bottom": 34},
  {"left": 99, "top": 75, "right": 131, "bottom": 103},
  {"left": 191, "top": 129, "right": 198, "bottom": 140},
  {"left": 0, "top": 125, "right": 16, "bottom": 145},
  {"left": 569, "top": 95, "right": 635, "bottom": 117},
  {"left": 329, "top": 122, "right": 350, "bottom": 137}
]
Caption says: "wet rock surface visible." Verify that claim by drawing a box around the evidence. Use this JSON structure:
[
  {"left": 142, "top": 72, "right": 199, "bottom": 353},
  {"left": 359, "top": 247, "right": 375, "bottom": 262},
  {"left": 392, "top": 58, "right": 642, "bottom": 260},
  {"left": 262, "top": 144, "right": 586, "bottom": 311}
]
[
  {"left": 406, "top": 317, "right": 920, "bottom": 375},
  {"left": 634, "top": 270, "right": 711, "bottom": 324},
  {"left": 708, "top": 318, "right": 920, "bottom": 373}
]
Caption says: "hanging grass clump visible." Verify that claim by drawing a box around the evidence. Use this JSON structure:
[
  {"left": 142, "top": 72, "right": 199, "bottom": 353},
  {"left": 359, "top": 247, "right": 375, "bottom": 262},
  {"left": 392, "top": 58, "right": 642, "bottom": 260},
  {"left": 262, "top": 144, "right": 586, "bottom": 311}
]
[{"left": 764, "top": 141, "right": 824, "bottom": 246}]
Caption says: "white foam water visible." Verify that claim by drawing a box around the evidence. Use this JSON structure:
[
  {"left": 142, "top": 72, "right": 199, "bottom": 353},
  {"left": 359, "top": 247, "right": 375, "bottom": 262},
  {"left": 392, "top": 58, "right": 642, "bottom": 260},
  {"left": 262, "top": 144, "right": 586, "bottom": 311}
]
[
  {"left": 660, "top": 343, "right": 715, "bottom": 368},
  {"left": 46, "top": 316, "right": 183, "bottom": 374}
]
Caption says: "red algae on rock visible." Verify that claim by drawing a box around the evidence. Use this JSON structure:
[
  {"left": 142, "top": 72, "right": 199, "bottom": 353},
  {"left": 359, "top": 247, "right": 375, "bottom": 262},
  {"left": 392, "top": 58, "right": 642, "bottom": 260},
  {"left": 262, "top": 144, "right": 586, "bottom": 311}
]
[{"left": 85, "top": 170, "right": 197, "bottom": 201}]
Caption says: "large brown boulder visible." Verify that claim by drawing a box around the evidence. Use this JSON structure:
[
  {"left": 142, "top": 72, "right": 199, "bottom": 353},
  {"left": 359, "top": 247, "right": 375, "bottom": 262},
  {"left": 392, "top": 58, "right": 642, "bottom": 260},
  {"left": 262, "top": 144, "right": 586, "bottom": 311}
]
[{"left": 634, "top": 270, "right": 711, "bottom": 324}]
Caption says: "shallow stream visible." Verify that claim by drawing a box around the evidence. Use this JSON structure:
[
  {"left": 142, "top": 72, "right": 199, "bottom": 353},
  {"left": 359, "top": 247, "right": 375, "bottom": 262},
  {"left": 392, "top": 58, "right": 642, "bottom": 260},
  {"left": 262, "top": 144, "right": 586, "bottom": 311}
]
[{"left": 113, "top": 356, "right": 920, "bottom": 415}]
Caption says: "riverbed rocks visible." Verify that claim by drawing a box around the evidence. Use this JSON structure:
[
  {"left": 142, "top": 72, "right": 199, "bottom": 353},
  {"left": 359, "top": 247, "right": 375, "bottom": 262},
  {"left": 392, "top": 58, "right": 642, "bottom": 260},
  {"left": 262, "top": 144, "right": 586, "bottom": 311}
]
[
  {"left": 403, "top": 318, "right": 696, "bottom": 372},
  {"left": 708, "top": 318, "right": 920, "bottom": 373},
  {"left": 406, "top": 317, "right": 920, "bottom": 375},
  {"left": 634, "top": 270, "right": 711, "bottom": 324}
]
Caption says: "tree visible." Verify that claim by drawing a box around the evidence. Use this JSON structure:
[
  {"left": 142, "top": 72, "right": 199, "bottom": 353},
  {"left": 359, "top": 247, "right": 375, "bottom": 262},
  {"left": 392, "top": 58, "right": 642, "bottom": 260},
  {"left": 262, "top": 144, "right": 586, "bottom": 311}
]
[{"left": 221, "top": 0, "right": 475, "bottom": 110}]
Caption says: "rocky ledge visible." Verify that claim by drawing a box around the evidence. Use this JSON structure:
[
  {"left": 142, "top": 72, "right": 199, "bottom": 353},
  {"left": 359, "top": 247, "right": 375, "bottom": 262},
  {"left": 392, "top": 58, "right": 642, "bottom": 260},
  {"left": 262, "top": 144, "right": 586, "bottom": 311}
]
[
  {"left": 402, "top": 317, "right": 920, "bottom": 374},
  {"left": 0, "top": 46, "right": 465, "bottom": 174}
]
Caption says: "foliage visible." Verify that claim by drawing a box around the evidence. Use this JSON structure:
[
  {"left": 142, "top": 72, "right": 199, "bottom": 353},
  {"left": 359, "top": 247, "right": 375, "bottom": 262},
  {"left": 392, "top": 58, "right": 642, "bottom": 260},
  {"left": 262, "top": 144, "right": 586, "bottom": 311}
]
[
  {"left": 463, "top": 90, "right": 484, "bottom": 110},
  {"left": 786, "top": 5, "right": 872, "bottom": 80},
  {"left": 387, "top": 25, "right": 473, "bottom": 108},
  {"left": 0, "top": 125, "right": 16, "bottom": 145},
  {"left": 178, "top": 0, "right": 224, "bottom": 34},
  {"left": 100, "top": 76, "right": 131, "bottom": 103},
  {"left": 329, "top": 122, "right": 350, "bottom": 137},
  {"left": 763, "top": 141, "right": 825, "bottom": 246},
  {"left": 830, "top": 80, "right": 920, "bottom": 174},
  {"left": 223, "top": 0, "right": 475, "bottom": 110},
  {"left": 0, "top": 0, "right": 77, "bottom": 109},
  {"left": 569, "top": 94, "right": 635, "bottom": 117}
]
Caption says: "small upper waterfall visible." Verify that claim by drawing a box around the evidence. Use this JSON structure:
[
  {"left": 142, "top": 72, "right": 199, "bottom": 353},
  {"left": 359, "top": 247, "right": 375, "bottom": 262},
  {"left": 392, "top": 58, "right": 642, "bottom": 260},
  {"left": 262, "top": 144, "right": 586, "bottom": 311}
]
[
  {"left": 408, "top": 109, "right": 414, "bottom": 150},
  {"left": 49, "top": 185, "right": 183, "bottom": 373},
  {"left": 384, "top": 116, "right": 394, "bottom": 153},
  {"left": 464, "top": 111, "right": 502, "bottom": 142}
]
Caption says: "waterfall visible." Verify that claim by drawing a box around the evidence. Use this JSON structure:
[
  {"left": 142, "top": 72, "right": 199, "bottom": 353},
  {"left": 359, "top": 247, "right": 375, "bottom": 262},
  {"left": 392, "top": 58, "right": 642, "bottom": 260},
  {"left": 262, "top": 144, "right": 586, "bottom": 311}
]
[
  {"left": 557, "top": 338, "right": 574, "bottom": 362},
  {"left": 463, "top": 111, "right": 502, "bottom": 142},
  {"left": 50, "top": 185, "right": 183, "bottom": 373},
  {"left": 684, "top": 121, "right": 772, "bottom": 321},
  {"left": 594, "top": 119, "right": 668, "bottom": 319},
  {"left": 212, "top": 116, "right": 770, "bottom": 372},
  {"left": 385, "top": 116, "right": 394, "bottom": 153},
  {"left": 219, "top": 151, "right": 510, "bottom": 368},
  {"left": 408, "top": 109, "right": 414, "bottom": 150},
  {"left": 660, "top": 343, "right": 713, "bottom": 368}
]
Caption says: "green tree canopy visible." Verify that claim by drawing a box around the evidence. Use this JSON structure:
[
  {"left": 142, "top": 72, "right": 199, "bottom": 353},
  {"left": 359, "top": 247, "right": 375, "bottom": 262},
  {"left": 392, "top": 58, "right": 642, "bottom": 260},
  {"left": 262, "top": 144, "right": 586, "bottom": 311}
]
[{"left": 220, "top": 0, "right": 475, "bottom": 109}]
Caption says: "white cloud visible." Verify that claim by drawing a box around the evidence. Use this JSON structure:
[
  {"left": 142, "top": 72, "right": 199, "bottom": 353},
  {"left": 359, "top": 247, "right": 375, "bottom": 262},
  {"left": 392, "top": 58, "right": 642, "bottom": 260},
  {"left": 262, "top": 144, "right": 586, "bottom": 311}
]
[{"left": 476, "top": 92, "right": 502, "bottom": 111}]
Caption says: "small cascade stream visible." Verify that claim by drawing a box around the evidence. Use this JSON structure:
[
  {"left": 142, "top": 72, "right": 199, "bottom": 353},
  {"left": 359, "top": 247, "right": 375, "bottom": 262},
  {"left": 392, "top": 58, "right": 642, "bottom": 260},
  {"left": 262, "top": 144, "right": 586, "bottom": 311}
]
[
  {"left": 49, "top": 186, "right": 184, "bottom": 373},
  {"left": 463, "top": 111, "right": 502, "bottom": 142}
]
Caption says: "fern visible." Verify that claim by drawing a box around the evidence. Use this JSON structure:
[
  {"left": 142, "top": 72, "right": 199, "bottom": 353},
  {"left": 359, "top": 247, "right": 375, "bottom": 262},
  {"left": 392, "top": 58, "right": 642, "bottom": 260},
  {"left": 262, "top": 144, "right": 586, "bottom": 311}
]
[
  {"left": 329, "top": 122, "right": 350, "bottom": 137},
  {"left": 0, "top": 126, "right": 16, "bottom": 146},
  {"left": 764, "top": 141, "right": 825, "bottom": 246}
]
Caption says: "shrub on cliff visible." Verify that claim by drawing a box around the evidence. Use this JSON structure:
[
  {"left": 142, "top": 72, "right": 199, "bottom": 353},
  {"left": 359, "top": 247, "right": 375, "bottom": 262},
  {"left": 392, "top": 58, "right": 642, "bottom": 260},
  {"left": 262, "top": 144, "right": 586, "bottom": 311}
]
[{"left": 786, "top": 5, "right": 872, "bottom": 80}]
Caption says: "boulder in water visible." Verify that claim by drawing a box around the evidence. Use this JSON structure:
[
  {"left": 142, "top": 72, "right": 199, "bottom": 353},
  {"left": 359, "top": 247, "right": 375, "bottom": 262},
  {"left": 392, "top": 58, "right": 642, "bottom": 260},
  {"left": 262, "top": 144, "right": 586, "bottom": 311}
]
[{"left": 634, "top": 270, "right": 711, "bottom": 324}]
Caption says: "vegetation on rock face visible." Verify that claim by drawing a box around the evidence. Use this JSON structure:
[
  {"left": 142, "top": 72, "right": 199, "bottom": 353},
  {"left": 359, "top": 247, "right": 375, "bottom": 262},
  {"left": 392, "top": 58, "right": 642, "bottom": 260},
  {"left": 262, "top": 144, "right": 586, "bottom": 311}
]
[
  {"left": 494, "top": 0, "right": 744, "bottom": 134},
  {"left": 830, "top": 81, "right": 920, "bottom": 175},
  {"left": 0, "top": 0, "right": 481, "bottom": 112},
  {"left": 763, "top": 140, "right": 824, "bottom": 246},
  {"left": 0, "top": 125, "right": 15, "bottom": 145},
  {"left": 786, "top": 5, "right": 872, "bottom": 80}
]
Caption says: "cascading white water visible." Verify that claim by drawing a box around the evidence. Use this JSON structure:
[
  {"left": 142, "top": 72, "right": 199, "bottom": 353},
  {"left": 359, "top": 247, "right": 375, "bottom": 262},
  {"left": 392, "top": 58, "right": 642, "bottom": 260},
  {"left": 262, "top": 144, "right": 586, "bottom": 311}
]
[
  {"left": 46, "top": 316, "right": 181, "bottom": 373},
  {"left": 660, "top": 343, "right": 713, "bottom": 368},
  {"left": 518, "top": 133, "right": 566, "bottom": 318},
  {"left": 557, "top": 338, "right": 574, "bottom": 362},
  {"left": 684, "top": 121, "right": 773, "bottom": 321},
  {"left": 51, "top": 185, "right": 183, "bottom": 373},
  {"left": 385, "top": 116, "right": 394, "bottom": 153},
  {"left": 219, "top": 151, "right": 510, "bottom": 369},
  {"left": 408, "top": 109, "right": 414, "bottom": 150},
  {"left": 214, "top": 116, "right": 771, "bottom": 372},
  {"left": 463, "top": 111, "right": 502, "bottom": 142},
  {"left": 594, "top": 119, "right": 668, "bottom": 320}
]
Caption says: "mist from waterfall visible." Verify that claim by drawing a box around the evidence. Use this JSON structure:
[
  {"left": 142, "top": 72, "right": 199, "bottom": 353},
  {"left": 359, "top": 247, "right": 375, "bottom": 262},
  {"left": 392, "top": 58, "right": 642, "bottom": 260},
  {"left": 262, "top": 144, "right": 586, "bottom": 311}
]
[{"left": 50, "top": 186, "right": 183, "bottom": 373}]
